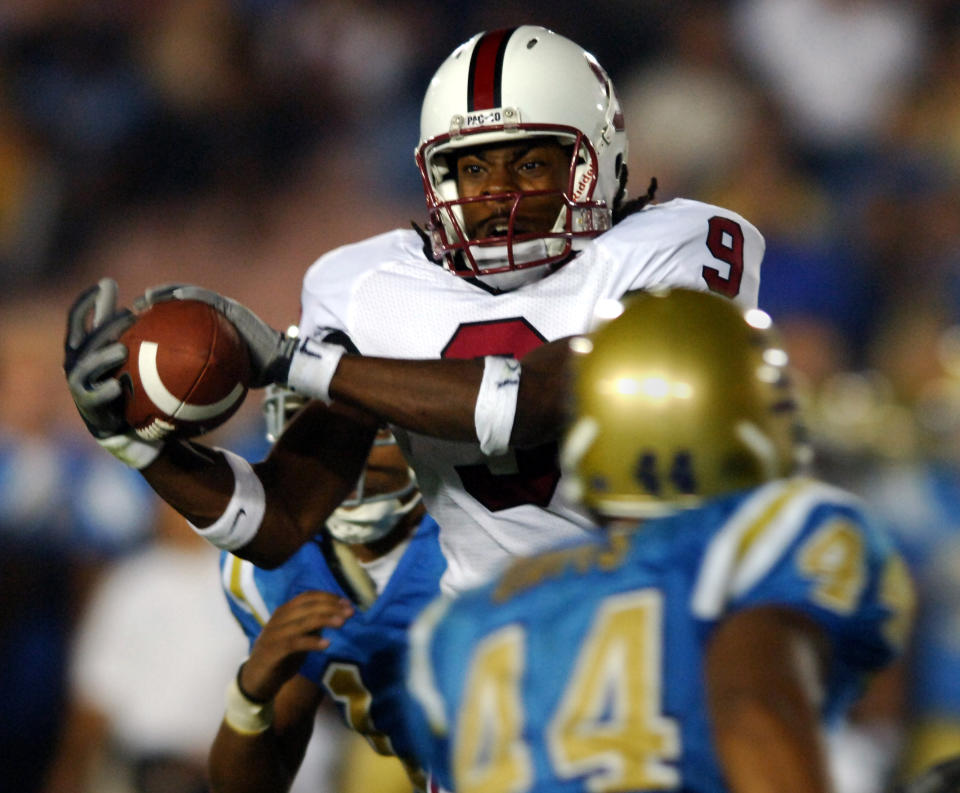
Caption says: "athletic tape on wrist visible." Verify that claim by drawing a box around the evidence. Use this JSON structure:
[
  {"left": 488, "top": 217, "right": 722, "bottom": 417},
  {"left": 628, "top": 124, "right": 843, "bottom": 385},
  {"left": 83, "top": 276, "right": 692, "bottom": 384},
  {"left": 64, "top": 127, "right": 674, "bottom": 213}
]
[
  {"left": 474, "top": 356, "right": 520, "bottom": 457},
  {"left": 286, "top": 337, "right": 346, "bottom": 404},
  {"left": 188, "top": 449, "right": 265, "bottom": 551},
  {"left": 97, "top": 433, "right": 163, "bottom": 470},
  {"left": 224, "top": 670, "right": 275, "bottom": 735}
]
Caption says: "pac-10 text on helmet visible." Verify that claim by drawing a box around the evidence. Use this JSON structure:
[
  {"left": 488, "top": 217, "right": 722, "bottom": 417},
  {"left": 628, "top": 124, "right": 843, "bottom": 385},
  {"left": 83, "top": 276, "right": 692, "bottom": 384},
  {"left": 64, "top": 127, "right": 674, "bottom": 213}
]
[
  {"left": 560, "top": 289, "right": 811, "bottom": 520},
  {"left": 417, "top": 26, "right": 628, "bottom": 288}
]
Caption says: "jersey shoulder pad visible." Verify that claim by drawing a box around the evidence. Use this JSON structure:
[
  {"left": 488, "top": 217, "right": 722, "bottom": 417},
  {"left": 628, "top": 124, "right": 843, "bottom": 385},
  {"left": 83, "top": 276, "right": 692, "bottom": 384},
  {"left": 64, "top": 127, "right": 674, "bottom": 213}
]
[
  {"left": 300, "top": 228, "right": 425, "bottom": 334},
  {"left": 303, "top": 228, "right": 424, "bottom": 292},
  {"left": 607, "top": 197, "right": 763, "bottom": 248},
  {"left": 599, "top": 197, "right": 765, "bottom": 309},
  {"left": 220, "top": 552, "right": 275, "bottom": 636},
  {"left": 399, "top": 514, "right": 447, "bottom": 586},
  {"left": 220, "top": 541, "right": 333, "bottom": 636},
  {"left": 691, "top": 477, "right": 866, "bottom": 618},
  {"left": 693, "top": 477, "right": 913, "bottom": 662}
]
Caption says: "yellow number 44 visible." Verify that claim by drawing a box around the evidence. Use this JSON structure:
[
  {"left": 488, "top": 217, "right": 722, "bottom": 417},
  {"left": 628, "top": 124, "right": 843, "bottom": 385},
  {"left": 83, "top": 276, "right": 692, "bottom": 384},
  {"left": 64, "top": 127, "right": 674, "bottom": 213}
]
[{"left": 454, "top": 590, "right": 680, "bottom": 793}]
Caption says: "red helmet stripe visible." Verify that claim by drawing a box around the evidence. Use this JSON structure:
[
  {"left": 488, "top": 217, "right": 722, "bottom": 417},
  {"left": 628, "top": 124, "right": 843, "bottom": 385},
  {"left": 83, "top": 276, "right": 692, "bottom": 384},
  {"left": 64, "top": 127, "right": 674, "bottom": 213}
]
[{"left": 467, "top": 28, "right": 515, "bottom": 111}]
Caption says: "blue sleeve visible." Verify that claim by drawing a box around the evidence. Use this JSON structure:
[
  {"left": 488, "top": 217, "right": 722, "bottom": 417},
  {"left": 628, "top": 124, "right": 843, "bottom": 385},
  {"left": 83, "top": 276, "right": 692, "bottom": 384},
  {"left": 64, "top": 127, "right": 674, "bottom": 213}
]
[
  {"left": 730, "top": 502, "right": 913, "bottom": 676},
  {"left": 219, "top": 551, "right": 266, "bottom": 650}
]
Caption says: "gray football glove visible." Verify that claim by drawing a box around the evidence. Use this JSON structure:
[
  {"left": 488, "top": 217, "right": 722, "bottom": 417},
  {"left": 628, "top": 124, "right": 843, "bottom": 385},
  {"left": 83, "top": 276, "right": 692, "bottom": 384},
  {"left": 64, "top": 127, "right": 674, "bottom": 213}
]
[
  {"left": 136, "top": 284, "right": 298, "bottom": 389},
  {"left": 65, "top": 278, "right": 163, "bottom": 468},
  {"left": 64, "top": 278, "right": 135, "bottom": 438}
]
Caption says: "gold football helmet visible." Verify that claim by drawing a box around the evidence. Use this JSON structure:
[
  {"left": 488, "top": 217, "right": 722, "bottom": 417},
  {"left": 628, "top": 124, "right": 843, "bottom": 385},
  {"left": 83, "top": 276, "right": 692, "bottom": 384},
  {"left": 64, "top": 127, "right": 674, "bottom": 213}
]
[{"left": 561, "top": 288, "right": 810, "bottom": 519}]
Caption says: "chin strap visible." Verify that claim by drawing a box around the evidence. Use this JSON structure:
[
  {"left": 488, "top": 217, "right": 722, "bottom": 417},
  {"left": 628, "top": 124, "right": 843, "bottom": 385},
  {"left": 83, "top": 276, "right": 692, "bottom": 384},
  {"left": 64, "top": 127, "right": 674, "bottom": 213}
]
[
  {"left": 466, "top": 238, "right": 557, "bottom": 291},
  {"left": 325, "top": 491, "right": 423, "bottom": 544},
  {"left": 328, "top": 540, "right": 378, "bottom": 610}
]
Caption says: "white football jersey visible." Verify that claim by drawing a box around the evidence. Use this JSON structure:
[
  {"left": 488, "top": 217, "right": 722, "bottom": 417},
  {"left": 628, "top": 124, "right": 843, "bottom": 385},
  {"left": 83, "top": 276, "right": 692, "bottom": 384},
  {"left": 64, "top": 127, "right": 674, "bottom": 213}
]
[{"left": 299, "top": 198, "right": 764, "bottom": 593}]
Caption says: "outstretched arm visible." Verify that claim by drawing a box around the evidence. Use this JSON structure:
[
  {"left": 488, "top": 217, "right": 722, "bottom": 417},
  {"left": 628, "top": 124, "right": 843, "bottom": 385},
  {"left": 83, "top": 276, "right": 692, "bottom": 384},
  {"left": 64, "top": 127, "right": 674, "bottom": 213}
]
[
  {"left": 134, "top": 282, "right": 572, "bottom": 452},
  {"left": 328, "top": 335, "right": 572, "bottom": 449},
  {"left": 65, "top": 279, "right": 379, "bottom": 567},
  {"left": 210, "top": 674, "right": 324, "bottom": 793},
  {"left": 144, "top": 399, "right": 377, "bottom": 568},
  {"left": 705, "top": 606, "right": 834, "bottom": 793}
]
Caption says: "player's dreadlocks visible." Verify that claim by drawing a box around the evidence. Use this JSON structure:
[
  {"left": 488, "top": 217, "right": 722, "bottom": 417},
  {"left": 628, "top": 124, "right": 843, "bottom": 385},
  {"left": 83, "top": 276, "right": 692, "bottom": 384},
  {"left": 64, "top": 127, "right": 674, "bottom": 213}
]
[{"left": 613, "top": 171, "right": 658, "bottom": 224}]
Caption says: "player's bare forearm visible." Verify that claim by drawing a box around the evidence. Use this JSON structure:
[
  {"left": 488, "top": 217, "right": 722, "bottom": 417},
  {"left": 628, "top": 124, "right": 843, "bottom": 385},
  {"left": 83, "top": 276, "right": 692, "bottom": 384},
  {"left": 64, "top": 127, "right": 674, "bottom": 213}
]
[
  {"left": 209, "top": 676, "right": 323, "bottom": 793},
  {"left": 250, "top": 400, "right": 377, "bottom": 565},
  {"left": 140, "top": 440, "right": 230, "bottom": 520},
  {"left": 328, "top": 337, "right": 572, "bottom": 447},
  {"left": 330, "top": 355, "right": 483, "bottom": 440},
  {"left": 705, "top": 607, "right": 833, "bottom": 793},
  {"left": 209, "top": 725, "right": 295, "bottom": 793},
  {"left": 513, "top": 336, "right": 572, "bottom": 446},
  {"left": 142, "top": 401, "right": 378, "bottom": 567},
  {"left": 210, "top": 596, "right": 346, "bottom": 793},
  {"left": 141, "top": 441, "right": 308, "bottom": 567}
]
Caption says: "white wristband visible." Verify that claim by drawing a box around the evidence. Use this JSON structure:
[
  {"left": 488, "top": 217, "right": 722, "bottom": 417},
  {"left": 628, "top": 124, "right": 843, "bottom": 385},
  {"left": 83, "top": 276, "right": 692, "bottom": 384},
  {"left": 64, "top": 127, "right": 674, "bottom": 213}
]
[
  {"left": 188, "top": 449, "right": 265, "bottom": 550},
  {"left": 97, "top": 433, "right": 163, "bottom": 469},
  {"left": 224, "top": 671, "right": 274, "bottom": 735},
  {"left": 287, "top": 336, "right": 346, "bottom": 405},
  {"left": 474, "top": 356, "right": 520, "bottom": 457}
]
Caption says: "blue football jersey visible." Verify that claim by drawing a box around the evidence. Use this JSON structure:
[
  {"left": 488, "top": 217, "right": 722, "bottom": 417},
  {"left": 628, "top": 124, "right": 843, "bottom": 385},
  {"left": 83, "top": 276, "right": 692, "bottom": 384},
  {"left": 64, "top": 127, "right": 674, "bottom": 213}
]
[
  {"left": 221, "top": 514, "right": 446, "bottom": 790},
  {"left": 406, "top": 477, "right": 913, "bottom": 793}
]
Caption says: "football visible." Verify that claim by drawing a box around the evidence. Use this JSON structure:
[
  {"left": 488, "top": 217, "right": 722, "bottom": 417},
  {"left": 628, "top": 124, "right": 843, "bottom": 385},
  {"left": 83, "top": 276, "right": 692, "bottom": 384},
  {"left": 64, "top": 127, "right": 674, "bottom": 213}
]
[{"left": 116, "top": 300, "right": 251, "bottom": 441}]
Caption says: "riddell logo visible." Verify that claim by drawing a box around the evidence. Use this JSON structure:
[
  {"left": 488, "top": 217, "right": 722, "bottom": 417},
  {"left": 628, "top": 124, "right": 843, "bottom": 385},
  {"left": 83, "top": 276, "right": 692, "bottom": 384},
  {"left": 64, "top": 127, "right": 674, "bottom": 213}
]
[{"left": 574, "top": 164, "right": 595, "bottom": 199}]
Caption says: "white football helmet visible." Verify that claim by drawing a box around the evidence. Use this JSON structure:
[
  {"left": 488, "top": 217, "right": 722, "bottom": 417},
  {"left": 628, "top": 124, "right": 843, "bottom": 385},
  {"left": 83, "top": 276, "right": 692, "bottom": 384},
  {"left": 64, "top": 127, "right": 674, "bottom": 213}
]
[
  {"left": 262, "top": 384, "right": 421, "bottom": 544},
  {"left": 417, "top": 26, "right": 628, "bottom": 289}
]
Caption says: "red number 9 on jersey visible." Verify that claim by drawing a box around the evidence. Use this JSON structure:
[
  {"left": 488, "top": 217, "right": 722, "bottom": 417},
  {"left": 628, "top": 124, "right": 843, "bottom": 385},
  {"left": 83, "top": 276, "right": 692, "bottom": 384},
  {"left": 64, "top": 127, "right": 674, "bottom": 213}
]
[{"left": 702, "top": 215, "right": 744, "bottom": 298}]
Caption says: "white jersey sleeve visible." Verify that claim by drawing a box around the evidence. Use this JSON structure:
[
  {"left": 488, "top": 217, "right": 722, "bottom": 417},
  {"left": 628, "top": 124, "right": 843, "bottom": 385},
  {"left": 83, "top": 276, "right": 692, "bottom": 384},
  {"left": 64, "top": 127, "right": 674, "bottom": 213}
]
[
  {"left": 597, "top": 198, "right": 764, "bottom": 309},
  {"left": 298, "top": 229, "right": 426, "bottom": 343}
]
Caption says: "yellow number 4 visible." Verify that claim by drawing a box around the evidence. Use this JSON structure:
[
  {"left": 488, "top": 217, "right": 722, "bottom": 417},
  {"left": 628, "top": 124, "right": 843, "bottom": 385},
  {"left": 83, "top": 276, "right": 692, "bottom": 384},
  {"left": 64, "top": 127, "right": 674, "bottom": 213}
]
[
  {"left": 549, "top": 591, "right": 679, "bottom": 792},
  {"left": 798, "top": 519, "right": 866, "bottom": 613},
  {"left": 454, "top": 625, "right": 532, "bottom": 793}
]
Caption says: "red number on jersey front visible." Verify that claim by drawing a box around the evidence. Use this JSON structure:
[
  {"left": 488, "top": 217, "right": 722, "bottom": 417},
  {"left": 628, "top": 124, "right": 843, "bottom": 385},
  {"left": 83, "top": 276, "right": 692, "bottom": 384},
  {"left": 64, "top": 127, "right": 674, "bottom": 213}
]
[
  {"left": 442, "top": 318, "right": 561, "bottom": 512},
  {"left": 441, "top": 318, "right": 547, "bottom": 360},
  {"left": 702, "top": 215, "right": 744, "bottom": 298}
]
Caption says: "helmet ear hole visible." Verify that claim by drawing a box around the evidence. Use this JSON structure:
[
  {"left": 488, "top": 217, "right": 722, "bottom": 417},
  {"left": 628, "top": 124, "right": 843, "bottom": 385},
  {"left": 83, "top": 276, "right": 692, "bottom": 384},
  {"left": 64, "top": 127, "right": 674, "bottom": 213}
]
[{"left": 613, "top": 162, "right": 629, "bottom": 213}]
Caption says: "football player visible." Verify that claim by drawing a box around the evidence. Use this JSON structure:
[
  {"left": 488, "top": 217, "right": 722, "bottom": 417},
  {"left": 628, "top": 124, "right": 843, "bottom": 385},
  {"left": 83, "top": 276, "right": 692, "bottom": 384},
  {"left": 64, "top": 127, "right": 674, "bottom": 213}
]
[
  {"left": 64, "top": 26, "right": 765, "bottom": 595},
  {"left": 211, "top": 386, "right": 446, "bottom": 793},
  {"left": 404, "top": 288, "right": 914, "bottom": 793}
]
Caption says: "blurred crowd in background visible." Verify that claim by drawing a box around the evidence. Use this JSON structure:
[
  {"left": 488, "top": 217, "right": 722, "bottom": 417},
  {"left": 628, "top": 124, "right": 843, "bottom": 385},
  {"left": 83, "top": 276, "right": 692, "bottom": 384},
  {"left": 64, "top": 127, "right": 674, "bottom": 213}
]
[{"left": 2, "top": 1, "right": 960, "bottom": 792}]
